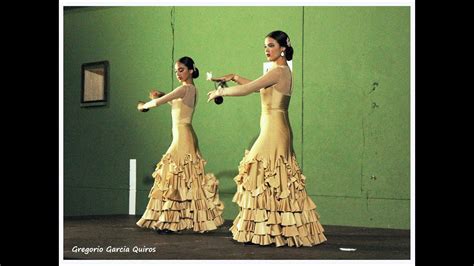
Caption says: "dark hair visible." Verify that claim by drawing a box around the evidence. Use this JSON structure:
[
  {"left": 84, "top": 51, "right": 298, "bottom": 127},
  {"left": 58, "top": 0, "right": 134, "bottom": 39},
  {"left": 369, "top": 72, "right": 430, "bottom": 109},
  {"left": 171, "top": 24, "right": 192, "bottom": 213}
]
[
  {"left": 177, "top": 56, "right": 199, "bottom": 79},
  {"left": 266, "top": 30, "right": 294, "bottom": 61}
]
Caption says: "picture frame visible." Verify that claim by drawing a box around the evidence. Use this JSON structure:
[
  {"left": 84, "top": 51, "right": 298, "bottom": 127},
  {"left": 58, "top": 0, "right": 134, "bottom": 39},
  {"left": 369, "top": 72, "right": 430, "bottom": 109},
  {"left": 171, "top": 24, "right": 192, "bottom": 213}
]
[{"left": 81, "top": 60, "right": 109, "bottom": 107}]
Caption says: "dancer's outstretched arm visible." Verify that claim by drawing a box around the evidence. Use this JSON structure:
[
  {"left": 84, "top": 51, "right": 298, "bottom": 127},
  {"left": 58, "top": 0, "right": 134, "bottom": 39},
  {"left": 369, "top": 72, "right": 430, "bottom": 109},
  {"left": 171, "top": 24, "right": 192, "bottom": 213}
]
[
  {"left": 138, "top": 85, "right": 187, "bottom": 111},
  {"left": 211, "top": 73, "right": 252, "bottom": 85},
  {"left": 207, "top": 67, "right": 281, "bottom": 101}
]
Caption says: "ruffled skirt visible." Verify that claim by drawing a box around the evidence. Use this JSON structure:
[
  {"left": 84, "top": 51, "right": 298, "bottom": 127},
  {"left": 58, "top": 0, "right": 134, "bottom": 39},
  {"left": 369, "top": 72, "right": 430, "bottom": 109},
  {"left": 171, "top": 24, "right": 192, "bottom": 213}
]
[
  {"left": 230, "top": 150, "right": 327, "bottom": 247},
  {"left": 137, "top": 153, "right": 224, "bottom": 232}
]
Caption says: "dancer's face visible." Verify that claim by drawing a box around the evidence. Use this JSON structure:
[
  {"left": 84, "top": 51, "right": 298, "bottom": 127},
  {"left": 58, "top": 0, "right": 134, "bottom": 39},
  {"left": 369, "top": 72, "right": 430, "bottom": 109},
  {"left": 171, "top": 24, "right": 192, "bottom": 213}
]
[
  {"left": 175, "top": 62, "right": 192, "bottom": 82},
  {"left": 264, "top": 37, "right": 285, "bottom": 61}
]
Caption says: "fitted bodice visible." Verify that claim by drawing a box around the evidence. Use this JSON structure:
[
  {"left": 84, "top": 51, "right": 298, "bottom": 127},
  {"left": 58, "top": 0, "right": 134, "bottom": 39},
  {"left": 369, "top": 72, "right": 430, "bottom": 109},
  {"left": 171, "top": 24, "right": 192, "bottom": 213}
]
[
  {"left": 260, "top": 84, "right": 291, "bottom": 112},
  {"left": 170, "top": 98, "right": 194, "bottom": 125}
]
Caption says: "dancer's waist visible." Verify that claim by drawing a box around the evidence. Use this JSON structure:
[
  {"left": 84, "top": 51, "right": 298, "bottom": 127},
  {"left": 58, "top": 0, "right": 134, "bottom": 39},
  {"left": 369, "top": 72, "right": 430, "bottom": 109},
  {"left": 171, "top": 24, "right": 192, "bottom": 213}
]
[
  {"left": 173, "top": 121, "right": 192, "bottom": 126},
  {"left": 262, "top": 107, "right": 287, "bottom": 112}
]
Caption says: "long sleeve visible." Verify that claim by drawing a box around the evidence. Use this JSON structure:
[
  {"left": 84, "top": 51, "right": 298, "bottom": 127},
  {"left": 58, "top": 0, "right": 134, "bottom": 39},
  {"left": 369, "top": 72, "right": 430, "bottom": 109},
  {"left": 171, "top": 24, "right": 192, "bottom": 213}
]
[
  {"left": 233, "top": 75, "right": 252, "bottom": 85},
  {"left": 223, "top": 67, "right": 281, "bottom": 97},
  {"left": 143, "top": 85, "right": 187, "bottom": 109}
]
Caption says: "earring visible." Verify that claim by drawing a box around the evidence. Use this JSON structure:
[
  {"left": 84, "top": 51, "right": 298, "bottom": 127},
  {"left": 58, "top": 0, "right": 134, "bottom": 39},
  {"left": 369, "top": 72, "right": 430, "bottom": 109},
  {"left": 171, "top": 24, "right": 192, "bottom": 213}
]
[{"left": 281, "top": 51, "right": 285, "bottom": 57}]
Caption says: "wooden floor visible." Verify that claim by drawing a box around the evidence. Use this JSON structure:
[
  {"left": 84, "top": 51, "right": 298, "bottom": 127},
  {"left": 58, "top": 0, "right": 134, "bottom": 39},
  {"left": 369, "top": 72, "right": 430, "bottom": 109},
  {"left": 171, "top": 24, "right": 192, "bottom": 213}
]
[{"left": 63, "top": 215, "right": 410, "bottom": 260}]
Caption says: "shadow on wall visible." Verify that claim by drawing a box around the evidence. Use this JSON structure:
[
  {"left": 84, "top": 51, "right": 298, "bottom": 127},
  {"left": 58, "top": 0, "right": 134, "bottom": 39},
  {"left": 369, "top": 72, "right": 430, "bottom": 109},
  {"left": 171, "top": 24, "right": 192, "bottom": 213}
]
[
  {"left": 214, "top": 170, "right": 239, "bottom": 194},
  {"left": 142, "top": 175, "right": 154, "bottom": 186}
]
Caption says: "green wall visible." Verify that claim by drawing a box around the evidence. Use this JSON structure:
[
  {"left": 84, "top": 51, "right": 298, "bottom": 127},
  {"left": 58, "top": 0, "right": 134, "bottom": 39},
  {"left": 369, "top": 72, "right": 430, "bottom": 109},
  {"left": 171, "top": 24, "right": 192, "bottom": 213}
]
[{"left": 64, "top": 6, "right": 410, "bottom": 229}]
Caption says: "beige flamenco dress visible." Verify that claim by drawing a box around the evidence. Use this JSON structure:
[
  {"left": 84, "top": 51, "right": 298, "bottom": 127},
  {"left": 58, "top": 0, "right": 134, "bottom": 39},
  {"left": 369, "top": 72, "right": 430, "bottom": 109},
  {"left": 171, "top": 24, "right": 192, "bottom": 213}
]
[
  {"left": 228, "top": 65, "right": 327, "bottom": 247},
  {"left": 137, "top": 84, "right": 224, "bottom": 232}
]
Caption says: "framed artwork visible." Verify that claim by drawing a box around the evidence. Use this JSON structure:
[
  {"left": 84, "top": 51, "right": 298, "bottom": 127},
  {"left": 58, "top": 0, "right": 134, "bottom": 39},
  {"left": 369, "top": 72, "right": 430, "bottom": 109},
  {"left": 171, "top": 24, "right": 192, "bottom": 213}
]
[{"left": 81, "top": 61, "right": 109, "bottom": 107}]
